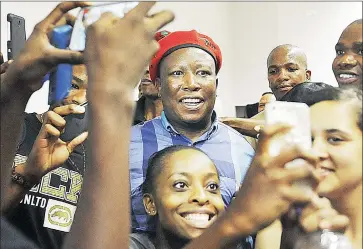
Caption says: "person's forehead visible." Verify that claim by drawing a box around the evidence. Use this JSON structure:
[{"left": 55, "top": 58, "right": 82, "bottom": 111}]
[
  {"left": 161, "top": 47, "right": 216, "bottom": 69},
  {"left": 162, "top": 150, "right": 217, "bottom": 175},
  {"left": 72, "top": 65, "right": 87, "bottom": 83},
  {"left": 268, "top": 49, "right": 305, "bottom": 67},
  {"left": 311, "top": 101, "right": 358, "bottom": 131},
  {"left": 339, "top": 23, "right": 363, "bottom": 45}
]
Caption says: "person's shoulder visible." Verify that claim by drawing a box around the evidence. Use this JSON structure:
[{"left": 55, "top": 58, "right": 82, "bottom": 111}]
[
  {"left": 217, "top": 121, "right": 249, "bottom": 139},
  {"left": 217, "top": 121, "right": 255, "bottom": 151},
  {"left": 129, "top": 233, "right": 155, "bottom": 249},
  {"left": 131, "top": 117, "right": 164, "bottom": 142}
]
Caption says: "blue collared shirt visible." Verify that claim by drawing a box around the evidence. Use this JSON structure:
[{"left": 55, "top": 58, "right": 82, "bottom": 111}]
[{"left": 129, "top": 111, "right": 255, "bottom": 232}]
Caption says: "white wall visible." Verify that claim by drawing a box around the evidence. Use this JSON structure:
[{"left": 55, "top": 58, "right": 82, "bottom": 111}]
[{"left": 1, "top": 2, "right": 362, "bottom": 116}]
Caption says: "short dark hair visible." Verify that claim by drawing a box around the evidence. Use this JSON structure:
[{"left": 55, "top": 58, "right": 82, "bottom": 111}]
[
  {"left": 280, "top": 82, "right": 362, "bottom": 131},
  {"left": 279, "top": 82, "right": 335, "bottom": 106},
  {"left": 142, "top": 145, "right": 214, "bottom": 195}
]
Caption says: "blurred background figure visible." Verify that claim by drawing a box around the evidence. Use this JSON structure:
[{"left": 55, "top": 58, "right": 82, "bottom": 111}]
[{"left": 257, "top": 92, "right": 276, "bottom": 113}]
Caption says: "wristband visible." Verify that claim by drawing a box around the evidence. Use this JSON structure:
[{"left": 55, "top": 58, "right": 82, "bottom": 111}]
[{"left": 11, "top": 166, "right": 36, "bottom": 189}]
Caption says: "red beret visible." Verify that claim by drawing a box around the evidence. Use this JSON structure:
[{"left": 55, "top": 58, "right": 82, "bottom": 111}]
[
  {"left": 149, "top": 30, "right": 222, "bottom": 82},
  {"left": 154, "top": 30, "right": 170, "bottom": 41}
]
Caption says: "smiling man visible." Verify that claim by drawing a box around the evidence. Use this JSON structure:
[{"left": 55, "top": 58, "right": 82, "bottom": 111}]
[
  {"left": 333, "top": 19, "right": 362, "bottom": 88},
  {"left": 129, "top": 30, "right": 255, "bottom": 246},
  {"left": 267, "top": 44, "right": 311, "bottom": 100}
]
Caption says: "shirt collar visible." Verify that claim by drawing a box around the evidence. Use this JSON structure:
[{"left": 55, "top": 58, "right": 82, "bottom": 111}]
[{"left": 161, "top": 111, "right": 219, "bottom": 139}]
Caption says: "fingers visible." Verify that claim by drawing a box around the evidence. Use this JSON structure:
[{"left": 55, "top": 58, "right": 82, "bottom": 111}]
[
  {"left": 267, "top": 166, "right": 313, "bottom": 184},
  {"left": 257, "top": 124, "right": 292, "bottom": 148},
  {"left": 319, "top": 215, "right": 349, "bottom": 232},
  {"left": 43, "top": 123, "right": 61, "bottom": 138},
  {"left": 44, "top": 111, "right": 66, "bottom": 128},
  {"left": 280, "top": 185, "right": 313, "bottom": 203},
  {"left": 36, "top": 2, "right": 91, "bottom": 32},
  {"left": 127, "top": 2, "right": 156, "bottom": 19},
  {"left": 52, "top": 104, "right": 85, "bottom": 116},
  {"left": 145, "top": 10, "right": 175, "bottom": 33},
  {"left": 0, "top": 60, "right": 13, "bottom": 74},
  {"left": 49, "top": 48, "right": 84, "bottom": 65},
  {"left": 67, "top": 132, "right": 88, "bottom": 153},
  {"left": 300, "top": 207, "right": 349, "bottom": 233}
]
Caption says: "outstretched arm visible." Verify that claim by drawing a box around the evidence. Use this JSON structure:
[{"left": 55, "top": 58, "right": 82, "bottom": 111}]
[{"left": 62, "top": 2, "right": 174, "bottom": 249}]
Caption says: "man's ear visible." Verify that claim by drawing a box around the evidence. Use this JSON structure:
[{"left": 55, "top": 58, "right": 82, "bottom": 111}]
[
  {"left": 143, "top": 194, "right": 157, "bottom": 216},
  {"left": 155, "top": 77, "right": 162, "bottom": 97},
  {"left": 306, "top": 70, "right": 312, "bottom": 81}
]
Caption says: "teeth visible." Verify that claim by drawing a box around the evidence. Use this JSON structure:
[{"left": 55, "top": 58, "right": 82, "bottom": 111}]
[
  {"left": 339, "top": 74, "right": 357, "bottom": 79},
  {"left": 182, "top": 98, "right": 202, "bottom": 104},
  {"left": 184, "top": 213, "right": 210, "bottom": 221}
]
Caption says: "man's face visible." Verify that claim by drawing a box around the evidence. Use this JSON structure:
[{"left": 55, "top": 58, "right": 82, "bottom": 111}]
[
  {"left": 140, "top": 69, "right": 159, "bottom": 99},
  {"left": 62, "top": 64, "right": 88, "bottom": 105},
  {"left": 258, "top": 93, "right": 276, "bottom": 113},
  {"left": 332, "top": 22, "right": 363, "bottom": 88},
  {"left": 268, "top": 48, "right": 311, "bottom": 100},
  {"left": 157, "top": 47, "right": 217, "bottom": 126}
]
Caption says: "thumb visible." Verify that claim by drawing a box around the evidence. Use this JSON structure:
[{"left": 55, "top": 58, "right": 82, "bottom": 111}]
[
  {"left": 50, "top": 48, "right": 84, "bottom": 65},
  {"left": 66, "top": 132, "right": 88, "bottom": 153}
]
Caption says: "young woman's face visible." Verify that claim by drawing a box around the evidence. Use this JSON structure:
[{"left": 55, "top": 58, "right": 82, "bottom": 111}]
[
  {"left": 149, "top": 149, "right": 224, "bottom": 240},
  {"left": 310, "top": 100, "right": 362, "bottom": 200}
]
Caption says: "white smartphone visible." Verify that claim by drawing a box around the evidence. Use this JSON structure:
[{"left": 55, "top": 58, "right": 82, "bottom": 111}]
[
  {"left": 265, "top": 101, "right": 312, "bottom": 191},
  {"left": 69, "top": 2, "right": 139, "bottom": 51}
]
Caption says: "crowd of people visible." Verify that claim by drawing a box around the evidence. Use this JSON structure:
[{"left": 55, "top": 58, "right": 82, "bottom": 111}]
[{"left": 0, "top": 2, "right": 362, "bottom": 249}]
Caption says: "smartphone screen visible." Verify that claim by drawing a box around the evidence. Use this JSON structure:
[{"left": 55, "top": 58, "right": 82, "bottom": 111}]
[{"left": 69, "top": 2, "right": 139, "bottom": 51}]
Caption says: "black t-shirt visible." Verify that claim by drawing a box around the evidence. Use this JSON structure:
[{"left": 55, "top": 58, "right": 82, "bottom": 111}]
[
  {"left": 1, "top": 217, "right": 39, "bottom": 249},
  {"left": 7, "top": 113, "right": 87, "bottom": 249}
]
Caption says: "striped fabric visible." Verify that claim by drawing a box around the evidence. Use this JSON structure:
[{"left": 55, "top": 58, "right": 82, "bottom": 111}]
[{"left": 129, "top": 111, "right": 255, "bottom": 232}]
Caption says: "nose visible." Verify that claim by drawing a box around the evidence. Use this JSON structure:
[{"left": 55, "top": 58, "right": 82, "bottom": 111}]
[
  {"left": 338, "top": 54, "right": 358, "bottom": 69},
  {"left": 70, "top": 89, "right": 87, "bottom": 105},
  {"left": 276, "top": 69, "right": 290, "bottom": 84},
  {"left": 312, "top": 138, "right": 329, "bottom": 161},
  {"left": 189, "top": 186, "right": 209, "bottom": 205},
  {"left": 182, "top": 73, "right": 201, "bottom": 91}
]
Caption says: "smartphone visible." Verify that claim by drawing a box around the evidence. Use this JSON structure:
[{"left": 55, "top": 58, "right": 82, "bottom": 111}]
[
  {"left": 48, "top": 25, "right": 73, "bottom": 105},
  {"left": 69, "top": 2, "right": 139, "bottom": 51},
  {"left": 265, "top": 101, "right": 312, "bottom": 190},
  {"left": 7, "top": 13, "right": 26, "bottom": 60}
]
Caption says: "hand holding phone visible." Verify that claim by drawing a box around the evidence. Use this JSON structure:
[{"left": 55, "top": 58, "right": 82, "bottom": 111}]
[{"left": 265, "top": 101, "right": 313, "bottom": 191}]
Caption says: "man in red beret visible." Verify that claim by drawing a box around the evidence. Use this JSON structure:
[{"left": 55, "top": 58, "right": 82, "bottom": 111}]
[
  {"left": 129, "top": 30, "right": 255, "bottom": 247},
  {"left": 133, "top": 30, "right": 170, "bottom": 125}
]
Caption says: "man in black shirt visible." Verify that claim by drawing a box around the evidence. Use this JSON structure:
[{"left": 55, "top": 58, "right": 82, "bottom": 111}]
[{"left": 6, "top": 65, "right": 88, "bottom": 249}]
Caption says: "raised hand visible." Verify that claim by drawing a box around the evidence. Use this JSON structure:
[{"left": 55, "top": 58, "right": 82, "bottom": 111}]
[
  {"left": 24, "top": 104, "right": 88, "bottom": 183},
  {"left": 84, "top": 2, "right": 175, "bottom": 97},
  {"left": 3, "top": 2, "right": 90, "bottom": 99},
  {"left": 225, "top": 125, "right": 318, "bottom": 235}
]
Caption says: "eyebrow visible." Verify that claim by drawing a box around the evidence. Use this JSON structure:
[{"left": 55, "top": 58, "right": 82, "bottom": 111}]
[
  {"left": 335, "top": 42, "right": 362, "bottom": 49},
  {"left": 325, "top": 128, "right": 351, "bottom": 137},
  {"left": 268, "top": 62, "right": 299, "bottom": 69},
  {"left": 353, "top": 42, "right": 363, "bottom": 48},
  {"left": 167, "top": 172, "right": 218, "bottom": 180},
  {"left": 72, "top": 76, "right": 84, "bottom": 85}
]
